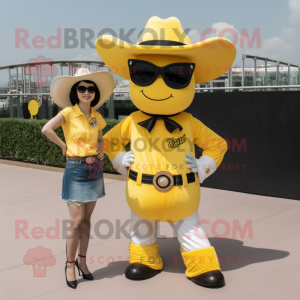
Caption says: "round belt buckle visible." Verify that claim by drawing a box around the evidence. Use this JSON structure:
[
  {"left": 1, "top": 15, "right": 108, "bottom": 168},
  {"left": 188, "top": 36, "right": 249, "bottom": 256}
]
[
  {"left": 86, "top": 156, "right": 96, "bottom": 164},
  {"left": 153, "top": 171, "right": 174, "bottom": 192}
]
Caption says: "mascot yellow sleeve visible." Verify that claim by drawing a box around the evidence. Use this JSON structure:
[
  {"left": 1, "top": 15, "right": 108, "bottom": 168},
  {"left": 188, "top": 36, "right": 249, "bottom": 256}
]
[
  {"left": 190, "top": 115, "right": 227, "bottom": 167},
  {"left": 104, "top": 116, "right": 132, "bottom": 163}
]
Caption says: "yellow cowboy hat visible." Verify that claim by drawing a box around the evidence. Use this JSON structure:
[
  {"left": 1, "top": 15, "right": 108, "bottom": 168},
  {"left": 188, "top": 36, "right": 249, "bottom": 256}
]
[
  {"left": 95, "top": 16, "right": 236, "bottom": 84},
  {"left": 50, "top": 67, "right": 114, "bottom": 110}
]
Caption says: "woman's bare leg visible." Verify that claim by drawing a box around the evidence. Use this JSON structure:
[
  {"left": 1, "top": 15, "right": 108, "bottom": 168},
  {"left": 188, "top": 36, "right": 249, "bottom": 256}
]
[
  {"left": 66, "top": 202, "right": 85, "bottom": 281},
  {"left": 77, "top": 200, "right": 97, "bottom": 274}
]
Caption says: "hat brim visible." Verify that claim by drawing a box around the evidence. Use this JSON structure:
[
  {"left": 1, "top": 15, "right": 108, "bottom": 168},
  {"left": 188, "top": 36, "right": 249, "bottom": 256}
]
[
  {"left": 95, "top": 36, "right": 236, "bottom": 84},
  {"left": 50, "top": 71, "right": 114, "bottom": 110}
]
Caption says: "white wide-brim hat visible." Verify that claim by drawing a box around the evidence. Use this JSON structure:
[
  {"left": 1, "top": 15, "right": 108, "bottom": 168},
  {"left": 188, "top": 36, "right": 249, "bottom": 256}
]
[{"left": 50, "top": 67, "right": 114, "bottom": 110}]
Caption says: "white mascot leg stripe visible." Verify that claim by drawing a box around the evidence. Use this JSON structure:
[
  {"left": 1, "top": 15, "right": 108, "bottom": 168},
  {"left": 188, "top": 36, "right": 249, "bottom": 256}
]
[
  {"left": 130, "top": 210, "right": 211, "bottom": 252},
  {"left": 130, "top": 210, "right": 157, "bottom": 245},
  {"left": 175, "top": 211, "right": 211, "bottom": 252}
]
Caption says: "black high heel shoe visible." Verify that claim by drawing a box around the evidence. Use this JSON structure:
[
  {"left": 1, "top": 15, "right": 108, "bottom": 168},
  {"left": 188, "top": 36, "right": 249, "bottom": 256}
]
[
  {"left": 75, "top": 254, "right": 93, "bottom": 280},
  {"left": 65, "top": 260, "right": 77, "bottom": 289}
]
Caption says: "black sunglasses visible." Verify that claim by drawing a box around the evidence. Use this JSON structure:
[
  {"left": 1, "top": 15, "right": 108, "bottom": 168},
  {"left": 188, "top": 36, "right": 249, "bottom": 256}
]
[
  {"left": 77, "top": 86, "right": 96, "bottom": 94},
  {"left": 128, "top": 59, "right": 195, "bottom": 89}
]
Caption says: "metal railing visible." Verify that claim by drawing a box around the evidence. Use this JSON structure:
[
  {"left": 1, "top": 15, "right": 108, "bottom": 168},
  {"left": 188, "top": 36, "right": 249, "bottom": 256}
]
[
  {"left": 195, "top": 85, "right": 300, "bottom": 91},
  {"left": 0, "top": 93, "right": 51, "bottom": 96}
]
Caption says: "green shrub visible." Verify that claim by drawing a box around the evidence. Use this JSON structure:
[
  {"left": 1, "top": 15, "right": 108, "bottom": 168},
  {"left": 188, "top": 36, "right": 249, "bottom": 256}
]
[
  {"left": 0, "top": 118, "right": 125, "bottom": 173},
  {"left": 0, "top": 107, "right": 9, "bottom": 118}
]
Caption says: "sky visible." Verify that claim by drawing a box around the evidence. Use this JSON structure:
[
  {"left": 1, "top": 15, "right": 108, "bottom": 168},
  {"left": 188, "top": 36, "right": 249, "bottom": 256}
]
[{"left": 1, "top": 0, "right": 300, "bottom": 85}]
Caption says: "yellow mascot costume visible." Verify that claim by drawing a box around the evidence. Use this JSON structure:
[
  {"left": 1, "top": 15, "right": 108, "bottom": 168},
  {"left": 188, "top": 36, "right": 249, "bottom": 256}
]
[{"left": 95, "top": 16, "right": 236, "bottom": 287}]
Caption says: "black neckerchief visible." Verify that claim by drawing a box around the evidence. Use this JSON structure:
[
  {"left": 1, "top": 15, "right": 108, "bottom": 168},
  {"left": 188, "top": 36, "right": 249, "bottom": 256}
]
[{"left": 137, "top": 111, "right": 183, "bottom": 133}]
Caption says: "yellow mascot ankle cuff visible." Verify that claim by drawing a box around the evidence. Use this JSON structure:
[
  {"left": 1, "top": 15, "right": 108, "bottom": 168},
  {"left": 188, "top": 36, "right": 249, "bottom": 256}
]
[
  {"left": 181, "top": 246, "right": 221, "bottom": 278},
  {"left": 129, "top": 242, "right": 163, "bottom": 270}
]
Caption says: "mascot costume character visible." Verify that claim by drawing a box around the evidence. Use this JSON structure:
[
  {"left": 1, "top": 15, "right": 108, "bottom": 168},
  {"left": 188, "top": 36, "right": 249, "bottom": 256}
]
[{"left": 95, "top": 17, "right": 236, "bottom": 287}]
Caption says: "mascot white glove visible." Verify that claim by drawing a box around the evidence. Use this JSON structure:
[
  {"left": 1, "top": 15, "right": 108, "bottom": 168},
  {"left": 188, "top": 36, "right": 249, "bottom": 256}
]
[
  {"left": 185, "top": 153, "right": 217, "bottom": 183},
  {"left": 112, "top": 150, "right": 135, "bottom": 176},
  {"left": 122, "top": 150, "right": 135, "bottom": 167}
]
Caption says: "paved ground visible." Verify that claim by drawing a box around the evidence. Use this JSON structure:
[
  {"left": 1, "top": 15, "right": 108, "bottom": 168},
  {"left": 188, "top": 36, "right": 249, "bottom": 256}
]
[{"left": 0, "top": 163, "right": 300, "bottom": 300}]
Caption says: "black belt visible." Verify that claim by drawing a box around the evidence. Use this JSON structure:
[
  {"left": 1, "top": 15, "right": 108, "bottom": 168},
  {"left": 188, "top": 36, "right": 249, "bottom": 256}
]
[{"left": 129, "top": 169, "right": 195, "bottom": 186}]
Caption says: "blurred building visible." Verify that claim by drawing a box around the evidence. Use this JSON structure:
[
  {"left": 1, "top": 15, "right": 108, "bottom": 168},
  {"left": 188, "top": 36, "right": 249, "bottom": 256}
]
[
  {"left": 0, "top": 60, "right": 106, "bottom": 119},
  {"left": 0, "top": 54, "right": 299, "bottom": 119}
]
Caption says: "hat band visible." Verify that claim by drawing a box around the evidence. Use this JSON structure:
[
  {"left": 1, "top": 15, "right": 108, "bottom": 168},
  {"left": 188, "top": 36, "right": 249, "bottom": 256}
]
[{"left": 139, "top": 40, "right": 186, "bottom": 46}]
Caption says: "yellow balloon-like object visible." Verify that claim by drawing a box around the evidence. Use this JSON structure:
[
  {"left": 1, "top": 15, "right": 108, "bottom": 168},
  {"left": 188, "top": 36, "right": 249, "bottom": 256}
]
[{"left": 28, "top": 99, "right": 41, "bottom": 119}]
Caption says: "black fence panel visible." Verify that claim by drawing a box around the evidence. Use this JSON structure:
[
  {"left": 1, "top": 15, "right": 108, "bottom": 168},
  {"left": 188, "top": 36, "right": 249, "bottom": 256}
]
[{"left": 185, "top": 91, "right": 300, "bottom": 200}]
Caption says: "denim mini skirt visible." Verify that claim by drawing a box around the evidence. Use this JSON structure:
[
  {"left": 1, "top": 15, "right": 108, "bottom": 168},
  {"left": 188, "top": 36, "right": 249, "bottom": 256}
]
[{"left": 61, "top": 157, "right": 105, "bottom": 205}]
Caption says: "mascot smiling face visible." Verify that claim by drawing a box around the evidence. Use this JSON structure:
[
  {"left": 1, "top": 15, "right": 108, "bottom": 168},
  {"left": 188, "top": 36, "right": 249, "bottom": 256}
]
[
  {"left": 95, "top": 16, "right": 236, "bottom": 288},
  {"left": 129, "top": 54, "right": 195, "bottom": 115}
]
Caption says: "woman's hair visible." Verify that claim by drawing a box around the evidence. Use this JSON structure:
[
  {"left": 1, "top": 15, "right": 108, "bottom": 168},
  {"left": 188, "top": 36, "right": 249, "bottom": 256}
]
[{"left": 69, "top": 80, "right": 100, "bottom": 107}]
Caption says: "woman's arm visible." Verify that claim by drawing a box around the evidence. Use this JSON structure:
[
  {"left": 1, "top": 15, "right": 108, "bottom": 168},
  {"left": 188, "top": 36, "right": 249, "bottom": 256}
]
[
  {"left": 97, "top": 130, "right": 104, "bottom": 160},
  {"left": 41, "top": 113, "right": 67, "bottom": 156}
]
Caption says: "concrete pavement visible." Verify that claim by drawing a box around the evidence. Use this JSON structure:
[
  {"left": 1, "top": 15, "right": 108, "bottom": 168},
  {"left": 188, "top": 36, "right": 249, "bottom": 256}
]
[{"left": 0, "top": 163, "right": 299, "bottom": 300}]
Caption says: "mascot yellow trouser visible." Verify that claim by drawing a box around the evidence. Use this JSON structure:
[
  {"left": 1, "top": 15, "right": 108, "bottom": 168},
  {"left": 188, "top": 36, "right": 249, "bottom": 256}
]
[{"left": 129, "top": 211, "right": 221, "bottom": 277}]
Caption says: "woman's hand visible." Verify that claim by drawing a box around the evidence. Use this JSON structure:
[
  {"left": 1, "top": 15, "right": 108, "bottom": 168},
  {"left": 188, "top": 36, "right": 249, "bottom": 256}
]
[
  {"left": 62, "top": 144, "right": 67, "bottom": 156},
  {"left": 97, "top": 150, "right": 104, "bottom": 160}
]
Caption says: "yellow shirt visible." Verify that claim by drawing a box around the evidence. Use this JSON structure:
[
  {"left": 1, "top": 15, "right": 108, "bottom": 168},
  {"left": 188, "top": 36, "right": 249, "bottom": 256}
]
[
  {"left": 60, "top": 104, "right": 106, "bottom": 157},
  {"left": 103, "top": 111, "right": 227, "bottom": 222}
]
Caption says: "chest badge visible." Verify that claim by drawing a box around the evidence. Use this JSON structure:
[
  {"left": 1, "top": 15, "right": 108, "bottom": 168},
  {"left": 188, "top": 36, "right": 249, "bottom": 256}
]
[
  {"left": 167, "top": 134, "right": 186, "bottom": 149},
  {"left": 89, "top": 119, "right": 99, "bottom": 127}
]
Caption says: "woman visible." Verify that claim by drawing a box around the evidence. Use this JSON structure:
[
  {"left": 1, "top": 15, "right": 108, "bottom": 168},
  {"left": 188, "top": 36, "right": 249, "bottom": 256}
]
[{"left": 42, "top": 67, "right": 114, "bottom": 289}]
